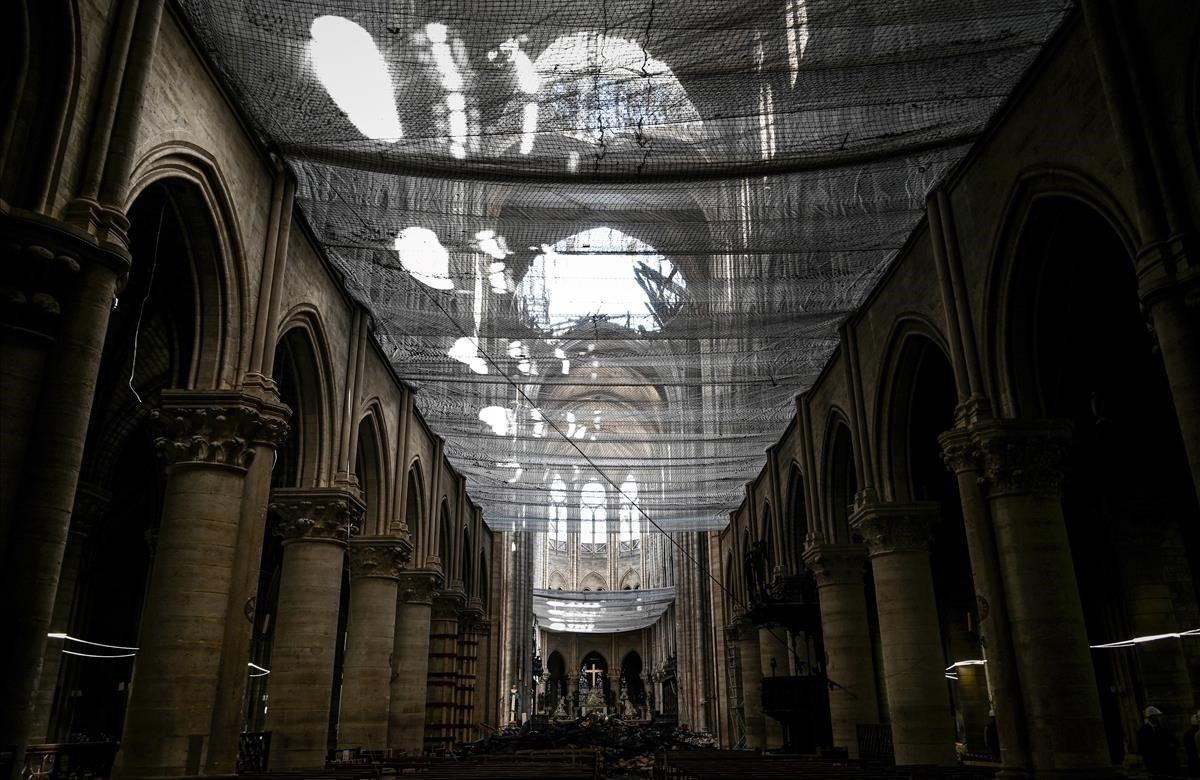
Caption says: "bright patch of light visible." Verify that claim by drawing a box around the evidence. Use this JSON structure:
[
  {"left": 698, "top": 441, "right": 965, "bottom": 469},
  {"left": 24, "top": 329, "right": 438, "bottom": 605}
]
[
  {"left": 785, "top": 0, "right": 810, "bottom": 88},
  {"left": 479, "top": 405, "right": 512, "bottom": 435},
  {"left": 534, "top": 33, "right": 700, "bottom": 144},
  {"left": 499, "top": 461, "right": 523, "bottom": 483},
  {"left": 426, "top": 22, "right": 448, "bottom": 44},
  {"left": 310, "top": 16, "right": 402, "bottom": 142},
  {"left": 520, "top": 103, "right": 539, "bottom": 155},
  {"left": 428, "top": 23, "right": 468, "bottom": 158},
  {"left": 476, "top": 230, "right": 511, "bottom": 260},
  {"left": 449, "top": 336, "right": 488, "bottom": 374},
  {"left": 516, "top": 227, "right": 684, "bottom": 333},
  {"left": 395, "top": 227, "right": 452, "bottom": 289}
]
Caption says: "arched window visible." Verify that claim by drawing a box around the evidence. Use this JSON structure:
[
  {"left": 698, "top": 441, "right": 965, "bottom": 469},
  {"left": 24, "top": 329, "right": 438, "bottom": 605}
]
[
  {"left": 579, "top": 481, "right": 607, "bottom": 552},
  {"left": 547, "top": 474, "right": 568, "bottom": 552},
  {"left": 618, "top": 477, "right": 640, "bottom": 549}
]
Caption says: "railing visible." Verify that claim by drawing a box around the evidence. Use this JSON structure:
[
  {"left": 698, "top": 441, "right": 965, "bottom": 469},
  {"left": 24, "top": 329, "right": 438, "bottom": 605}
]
[
  {"left": 237, "top": 732, "right": 271, "bottom": 774},
  {"left": 21, "top": 742, "right": 119, "bottom": 780},
  {"left": 855, "top": 723, "right": 894, "bottom": 764}
]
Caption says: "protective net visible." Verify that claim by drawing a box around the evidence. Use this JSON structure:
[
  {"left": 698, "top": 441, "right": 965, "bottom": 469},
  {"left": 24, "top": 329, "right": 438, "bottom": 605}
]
[
  {"left": 534, "top": 587, "right": 676, "bottom": 634},
  {"left": 176, "top": 0, "right": 1072, "bottom": 532}
]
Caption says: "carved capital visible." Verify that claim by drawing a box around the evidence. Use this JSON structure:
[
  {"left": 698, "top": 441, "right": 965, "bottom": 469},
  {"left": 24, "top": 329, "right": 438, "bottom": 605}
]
[
  {"left": 348, "top": 536, "right": 411, "bottom": 579},
  {"left": 397, "top": 570, "right": 440, "bottom": 605},
  {"left": 0, "top": 206, "right": 131, "bottom": 338},
  {"left": 938, "top": 426, "right": 980, "bottom": 476},
  {"left": 850, "top": 501, "right": 939, "bottom": 557},
  {"left": 971, "top": 419, "right": 1072, "bottom": 498},
  {"left": 803, "top": 543, "right": 867, "bottom": 586},
  {"left": 270, "top": 487, "right": 363, "bottom": 544},
  {"left": 431, "top": 589, "right": 467, "bottom": 621},
  {"left": 152, "top": 390, "right": 290, "bottom": 470},
  {"left": 1136, "top": 231, "right": 1200, "bottom": 308}
]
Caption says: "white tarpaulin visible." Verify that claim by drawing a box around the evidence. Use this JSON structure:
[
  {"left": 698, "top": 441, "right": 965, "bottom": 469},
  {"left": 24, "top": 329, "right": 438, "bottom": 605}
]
[{"left": 534, "top": 587, "right": 675, "bottom": 633}]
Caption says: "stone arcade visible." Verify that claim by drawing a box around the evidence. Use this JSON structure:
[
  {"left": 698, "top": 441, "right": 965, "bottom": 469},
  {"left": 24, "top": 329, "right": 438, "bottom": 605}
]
[{"left": 1, "top": 1, "right": 1199, "bottom": 779}]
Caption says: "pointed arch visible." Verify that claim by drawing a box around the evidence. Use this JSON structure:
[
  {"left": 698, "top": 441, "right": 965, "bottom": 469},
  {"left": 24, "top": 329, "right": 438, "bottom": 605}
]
[
  {"left": 354, "top": 403, "right": 388, "bottom": 534},
  {"left": 127, "top": 145, "right": 252, "bottom": 388},
  {"left": 787, "top": 462, "right": 810, "bottom": 545},
  {"left": 404, "top": 458, "right": 427, "bottom": 545},
  {"left": 983, "top": 169, "right": 1138, "bottom": 418},
  {"left": 275, "top": 309, "right": 336, "bottom": 487},
  {"left": 438, "top": 498, "right": 452, "bottom": 580},
  {"left": 579, "top": 571, "right": 607, "bottom": 591},
  {"left": 0, "top": 0, "right": 79, "bottom": 211},
  {"left": 874, "top": 321, "right": 956, "bottom": 504},
  {"left": 822, "top": 410, "right": 858, "bottom": 544}
]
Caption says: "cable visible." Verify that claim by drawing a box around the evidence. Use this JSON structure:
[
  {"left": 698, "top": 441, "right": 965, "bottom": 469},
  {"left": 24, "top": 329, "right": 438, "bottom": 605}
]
[
  {"left": 321, "top": 181, "right": 839, "bottom": 691},
  {"left": 128, "top": 200, "right": 166, "bottom": 404}
]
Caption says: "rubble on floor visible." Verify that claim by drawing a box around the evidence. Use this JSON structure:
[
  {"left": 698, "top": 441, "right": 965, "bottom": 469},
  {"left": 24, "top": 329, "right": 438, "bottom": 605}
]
[{"left": 457, "top": 716, "right": 717, "bottom": 775}]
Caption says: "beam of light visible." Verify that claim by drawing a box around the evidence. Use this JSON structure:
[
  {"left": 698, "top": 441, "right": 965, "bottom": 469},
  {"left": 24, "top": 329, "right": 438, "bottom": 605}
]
[
  {"left": 309, "top": 16, "right": 402, "bottom": 142},
  {"left": 47, "top": 633, "right": 139, "bottom": 651},
  {"left": 1090, "top": 628, "right": 1199, "bottom": 649},
  {"left": 449, "top": 336, "right": 488, "bottom": 374},
  {"left": 520, "top": 103, "right": 539, "bottom": 155},
  {"left": 62, "top": 650, "right": 136, "bottom": 659},
  {"left": 478, "top": 405, "right": 512, "bottom": 436},
  {"left": 395, "top": 227, "right": 453, "bottom": 290}
]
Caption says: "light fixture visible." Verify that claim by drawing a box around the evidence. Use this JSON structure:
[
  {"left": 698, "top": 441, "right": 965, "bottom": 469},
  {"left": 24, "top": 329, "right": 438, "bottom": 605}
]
[
  {"left": 248, "top": 662, "right": 271, "bottom": 678},
  {"left": 1090, "top": 628, "right": 1199, "bottom": 649}
]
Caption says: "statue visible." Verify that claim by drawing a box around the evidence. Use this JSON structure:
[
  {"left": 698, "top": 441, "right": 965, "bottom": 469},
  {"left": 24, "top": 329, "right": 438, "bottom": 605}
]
[
  {"left": 619, "top": 681, "right": 636, "bottom": 719},
  {"left": 508, "top": 684, "right": 520, "bottom": 722}
]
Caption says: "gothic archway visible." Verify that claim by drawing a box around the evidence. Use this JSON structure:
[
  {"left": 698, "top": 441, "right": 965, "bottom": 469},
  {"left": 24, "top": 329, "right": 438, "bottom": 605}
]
[{"left": 1006, "top": 196, "right": 1200, "bottom": 761}]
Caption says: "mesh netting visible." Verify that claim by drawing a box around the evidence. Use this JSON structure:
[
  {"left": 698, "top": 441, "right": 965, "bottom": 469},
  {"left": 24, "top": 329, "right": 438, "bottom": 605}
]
[{"left": 176, "top": 0, "right": 1071, "bottom": 531}]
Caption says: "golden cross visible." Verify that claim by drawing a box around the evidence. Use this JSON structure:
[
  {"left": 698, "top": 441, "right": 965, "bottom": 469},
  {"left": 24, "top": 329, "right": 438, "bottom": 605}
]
[{"left": 584, "top": 663, "right": 604, "bottom": 688}]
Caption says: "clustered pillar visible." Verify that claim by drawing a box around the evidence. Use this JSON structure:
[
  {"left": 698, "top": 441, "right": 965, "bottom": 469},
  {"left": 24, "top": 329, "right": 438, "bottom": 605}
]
[
  {"left": 424, "top": 591, "right": 464, "bottom": 754},
  {"left": 732, "top": 621, "right": 765, "bottom": 749},
  {"left": 265, "top": 488, "right": 362, "bottom": 770},
  {"left": 389, "top": 572, "right": 437, "bottom": 755},
  {"left": 454, "top": 599, "right": 483, "bottom": 744},
  {"left": 339, "top": 536, "right": 411, "bottom": 750}
]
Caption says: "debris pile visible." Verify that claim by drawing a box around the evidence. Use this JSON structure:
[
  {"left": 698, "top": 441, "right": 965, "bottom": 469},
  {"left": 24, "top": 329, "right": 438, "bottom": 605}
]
[{"left": 459, "top": 716, "right": 717, "bottom": 776}]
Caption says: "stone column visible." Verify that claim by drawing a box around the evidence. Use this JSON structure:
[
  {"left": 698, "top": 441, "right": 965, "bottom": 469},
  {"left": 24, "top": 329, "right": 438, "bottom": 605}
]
[
  {"left": 455, "top": 601, "right": 483, "bottom": 744},
  {"left": 205, "top": 384, "right": 289, "bottom": 775},
  {"left": 115, "top": 391, "right": 288, "bottom": 778},
  {"left": 424, "top": 590, "right": 464, "bottom": 753},
  {"left": 471, "top": 620, "right": 493, "bottom": 733},
  {"left": 733, "top": 621, "right": 765, "bottom": 749},
  {"left": 265, "top": 488, "right": 362, "bottom": 770},
  {"left": 973, "top": 419, "right": 1111, "bottom": 775},
  {"left": 339, "top": 537, "right": 411, "bottom": 750},
  {"left": 803, "top": 543, "right": 879, "bottom": 758},
  {"left": 0, "top": 212, "right": 130, "bottom": 773},
  {"left": 939, "top": 426, "right": 1032, "bottom": 775},
  {"left": 388, "top": 572, "right": 437, "bottom": 755},
  {"left": 1122, "top": 533, "right": 1194, "bottom": 744},
  {"left": 29, "top": 485, "right": 107, "bottom": 743},
  {"left": 851, "top": 503, "right": 956, "bottom": 767},
  {"left": 1136, "top": 239, "right": 1200, "bottom": 504}
]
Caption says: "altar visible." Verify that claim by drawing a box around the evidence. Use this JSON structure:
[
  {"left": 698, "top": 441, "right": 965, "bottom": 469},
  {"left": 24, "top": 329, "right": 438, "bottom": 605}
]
[{"left": 579, "top": 661, "right": 609, "bottom": 717}]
